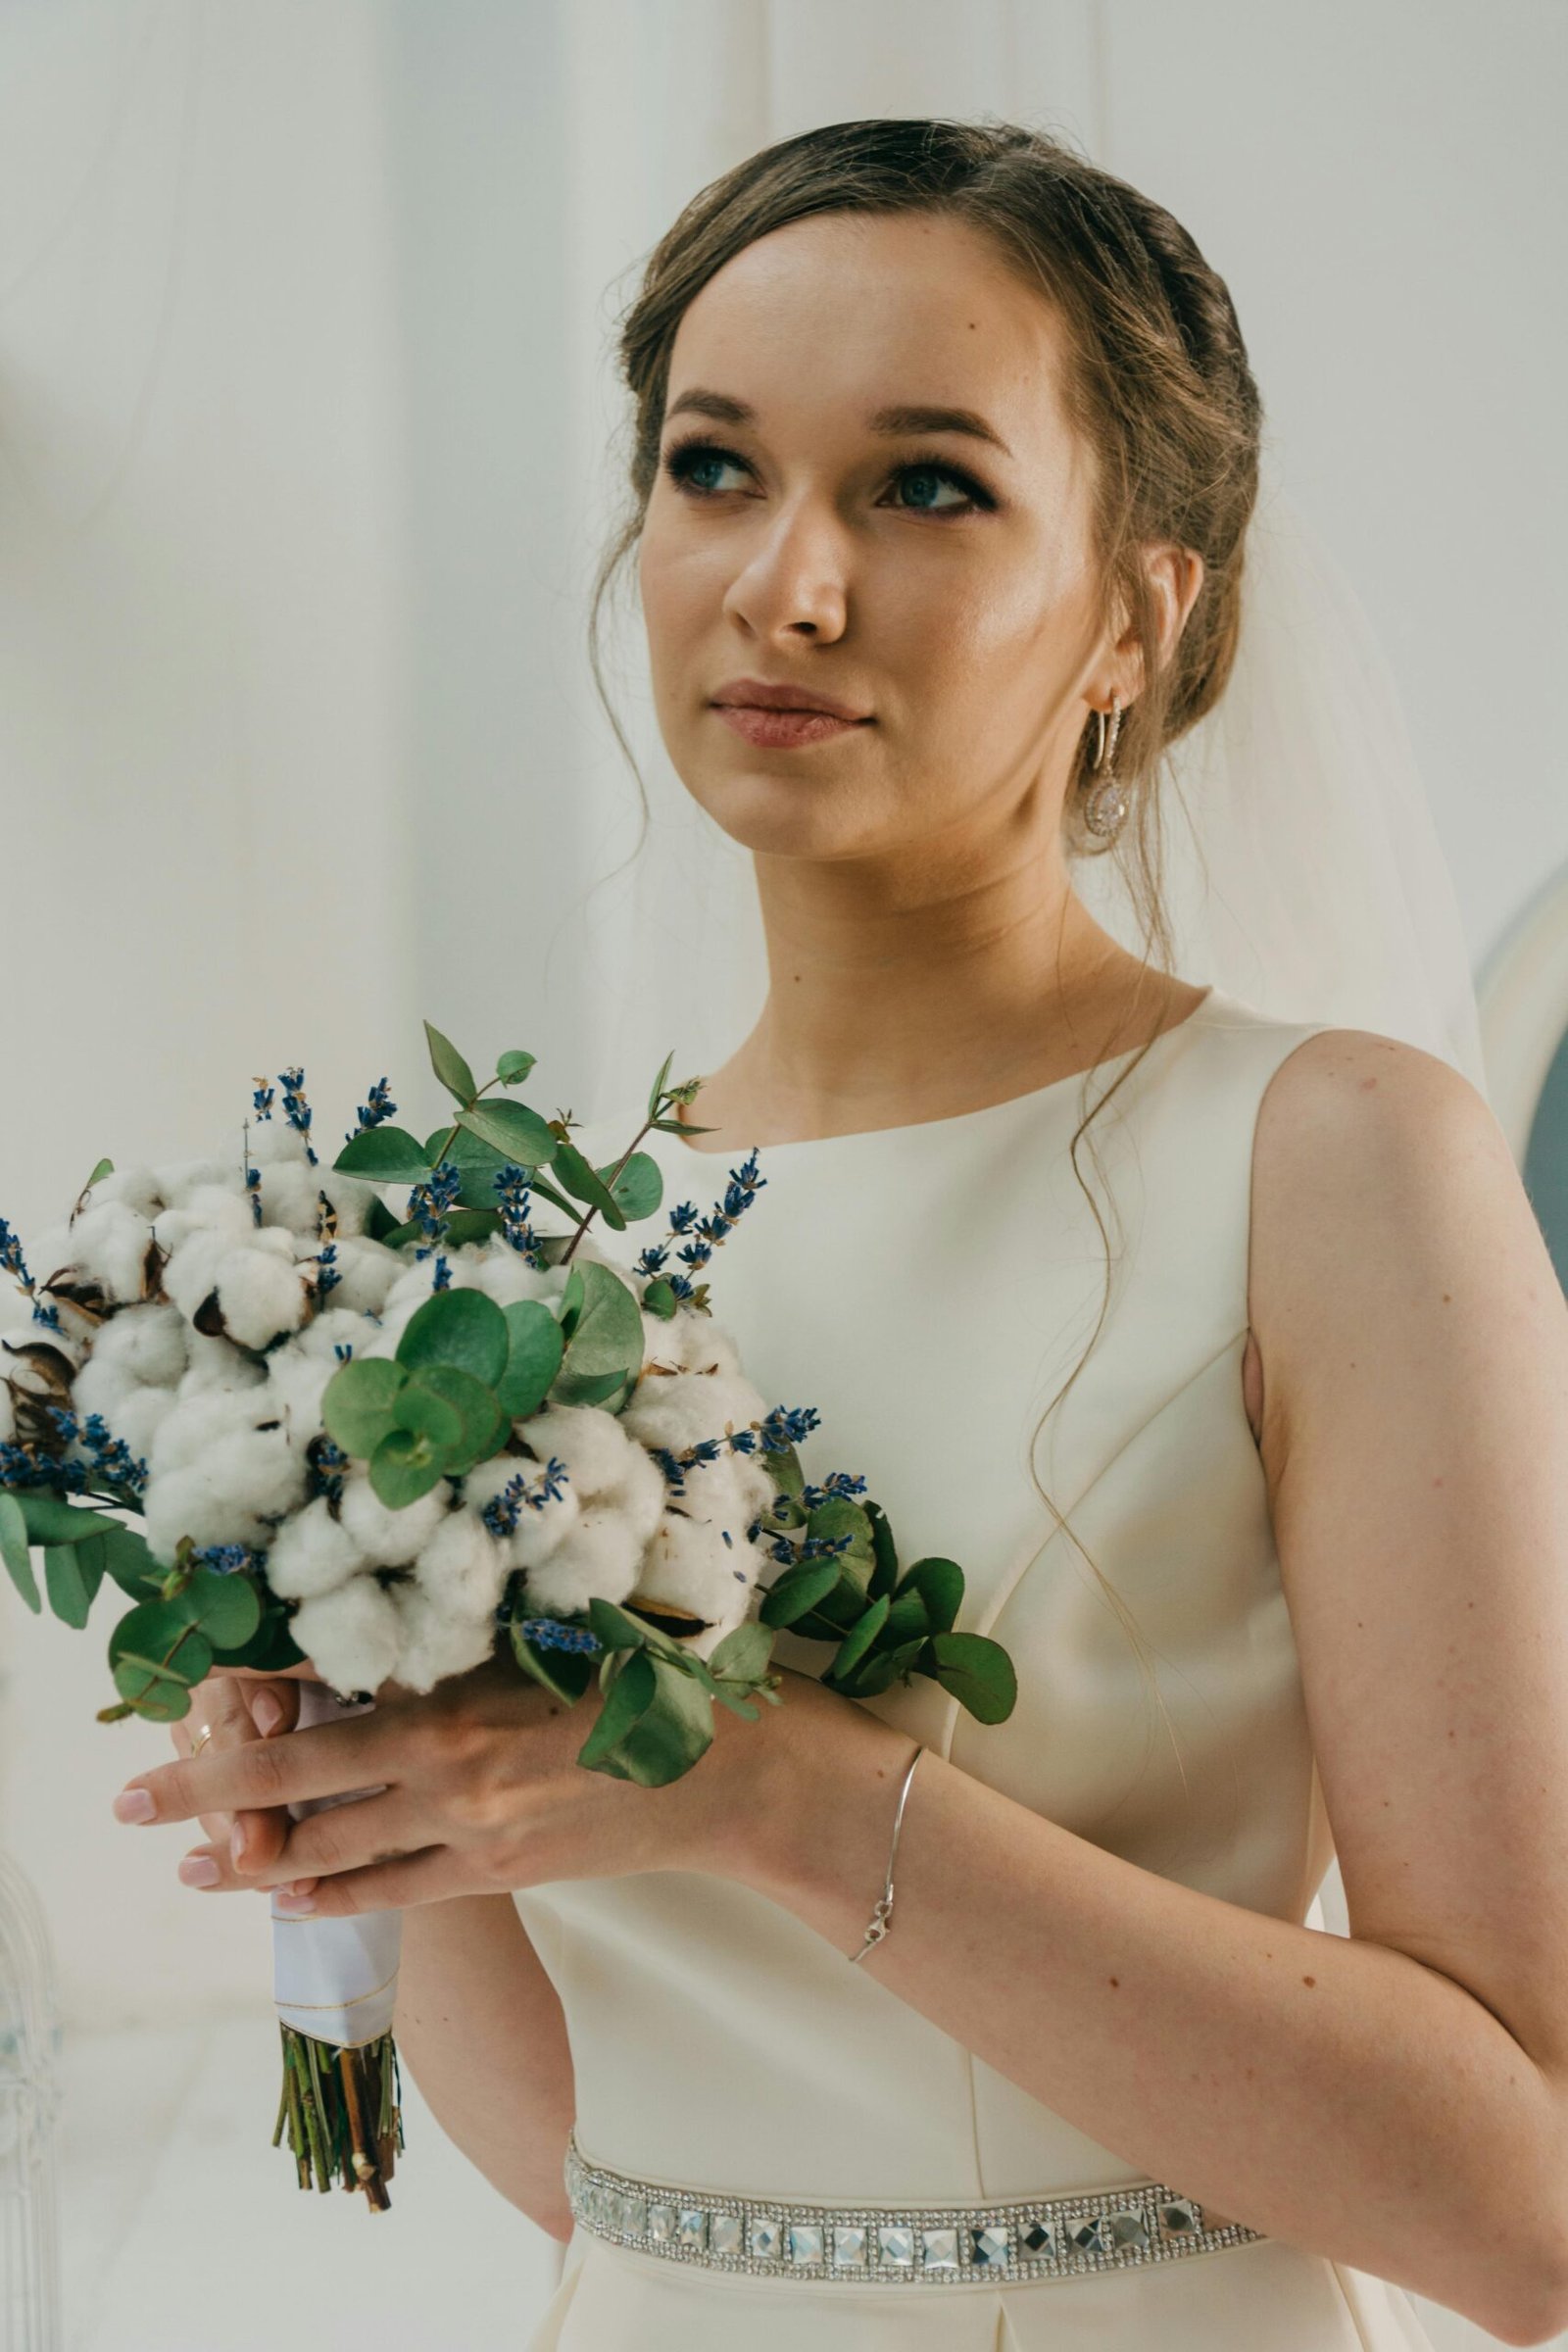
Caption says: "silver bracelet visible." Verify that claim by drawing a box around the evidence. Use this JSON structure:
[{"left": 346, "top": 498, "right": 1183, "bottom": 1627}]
[{"left": 847, "top": 1741, "right": 925, "bottom": 1963}]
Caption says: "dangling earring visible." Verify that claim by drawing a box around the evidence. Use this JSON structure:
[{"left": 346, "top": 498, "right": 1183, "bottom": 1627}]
[{"left": 1080, "top": 693, "right": 1129, "bottom": 845}]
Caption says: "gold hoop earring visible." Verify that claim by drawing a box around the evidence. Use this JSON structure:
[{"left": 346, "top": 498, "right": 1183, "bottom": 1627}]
[{"left": 1079, "top": 693, "right": 1129, "bottom": 844}]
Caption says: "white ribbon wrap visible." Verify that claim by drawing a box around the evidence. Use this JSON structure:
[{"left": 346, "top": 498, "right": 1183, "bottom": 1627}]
[{"left": 270, "top": 1678, "right": 404, "bottom": 2048}]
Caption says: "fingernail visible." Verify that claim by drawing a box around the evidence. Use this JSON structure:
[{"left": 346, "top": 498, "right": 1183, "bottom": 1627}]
[
  {"left": 178, "top": 1854, "right": 220, "bottom": 1887},
  {"left": 274, "top": 1890, "right": 317, "bottom": 1916},
  {"left": 113, "top": 1788, "right": 156, "bottom": 1824},
  {"left": 252, "top": 1691, "right": 284, "bottom": 1736},
  {"left": 229, "top": 1822, "right": 249, "bottom": 1867}
]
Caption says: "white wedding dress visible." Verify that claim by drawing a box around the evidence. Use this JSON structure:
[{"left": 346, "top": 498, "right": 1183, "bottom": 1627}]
[{"left": 514, "top": 984, "right": 1439, "bottom": 2348}]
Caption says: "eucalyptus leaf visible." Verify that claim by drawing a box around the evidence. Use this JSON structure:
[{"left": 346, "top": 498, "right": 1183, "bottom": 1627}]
[
  {"left": 880, "top": 1588, "right": 932, "bottom": 1646},
  {"left": 826, "top": 1592, "right": 890, "bottom": 1684},
  {"left": 705, "top": 1621, "right": 775, "bottom": 1684},
  {"left": 598, "top": 1149, "right": 662, "bottom": 1224},
  {"left": 0, "top": 1493, "right": 39, "bottom": 1613},
  {"left": 396, "top": 1287, "right": 510, "bottom": 1388},
  {"left": 392, "top": 1375, "right": 466, "bottom": 1453},
  {"left": 576, "top": 1646, "right": 659, "bottom": 1767},
  {"left": 368, "top": 1427, "right": 444, "bottom": 1508},
  {"left": 496, "top": 1050, "right": 536, "bottom": 1086},
  {"left": 413, "top": 1360, "right": 508, "bottom": 1468},
  {"left": 456, "top": 1100, "right": 558, "bottom": 1168},
  {"left": 552, "top": 1262, "right": 644, "bottom": 1407},
  {"left": 214, "top": 1604, "right": 305, "bottom": 1674},
  {"left": 333, "top": 1126, "right": 434, "bottom": 1186},
  {"left": 44, "top": 1536, "right": 105, "bottom": 1629},
  {"left": 646, "top": 1051, "right": 674, "bottom": 1119},
  {"left": 111, "top": 1653, "right": 198, "bottom": 1721},
  {"left": 378, "top": 1206, "right": 504, "bottom": 1252},
  {"left": 549, "top": 1140, "right": 627, "bottom": 1233},
  {"left": 640, "top": 1277, "right": 678, "bottom": 1320},
  {"left": 182, "top": 1567, "right": 264, "bottom": 1650},
  {"left": 17, "top": 1493, "right": 122, "bottom": 1546},
  {"left": 895, "top": 1556, "right": 963, "bottom": 1634},
  {"left": 596, "top": 1655, "right": 714, "bottom": 1787},
  {"left": 494, "top": 1300, "right": 564, "bottom": 1420},
  {"left": 423, "top": 1018, "right": 478, "bottom": 1107},
  {"left": 835, "top": 1636, "right": 926, "bottom": 1698},
  {"left": 758, "top": 1556, "right": 842, "bottom": 1628},
  {"left": 930, "top": 1630, "right": 1018, "bottom": 1724},
  {"left": 510, "top": 1625, "right": 594, "bottom": 1704},
  {"left": 320, "top": 1356, "right": 406, "bottom": 1459},
  {"left": 100, "top": 1524, "right": 165, "bottom": 1602},
  {"left": 866, "top": 1497, "right": 900, "bottom": 1600}
]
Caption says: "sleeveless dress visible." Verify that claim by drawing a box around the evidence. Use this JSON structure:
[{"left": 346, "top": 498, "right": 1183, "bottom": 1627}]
[{"left": 514, "top": 984, "right": 1439, "bottom": 2349}]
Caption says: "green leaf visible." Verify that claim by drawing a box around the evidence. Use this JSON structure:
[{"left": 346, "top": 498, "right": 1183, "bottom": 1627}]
[
  {"left": 112, "top": 1652, "right": 199, "bottom": 1721},
  {"left": 0, "top": 1493, "right": 39, "bottom": 1612},
  {"left": 18, "top": 1494, "right": 122, "bottom": 1546},
  {"left": 83, "top": 1156, "right": 115, "bottom": 1189},
  {"left": 44, "top": 1536, "right": 105, "bottom": 1628},
  {"left": 764, "top": 1442, "right": 806, "bottom": 1505},
  {"left": 806, "top": 1495, "right": 875, "bottom": 1572},
  {"left": 494, "top": 1300, "right": 564, "bottom": 1420},
  {"left": 895, "top": 1556, "right": 963, "bottom": 1633},
  {"left": 213, "top": 1604, "right": 305, "bottom": 1674},
  {"left": 455, "top": 1100, "right": 558, "bottom": 1167},
  {"left": 510, "top": 1622, "right": 594, "bottom": 1702},
  {"left": 496, "top": 1050, "right": 536, "bottom": 1087},
  {"left": 100, "top": 1524, "right": 165, "bottom": 1602},
  {"left": 107, "top": 1599, "right": 214, "bottom": 1714},
  {"left": 647, "top": 1051, "right": 674, "bottom": 1119},
  {"left": 554, "top": 1265, "right": 585, "bottom": 1339},
  {"left": 585, "top": 1597, "right": 658, "bottom": 1653},
  {"left": 378, "top": 1205, "right": 504, "bottom": 1253},
  {"left": 552, "top": 1261, "right": 645, "bottom": 1408},
  {"left": 182, "top": 1567, "right": 264, "bottom": 1651},
  {"left": 333, "top": 1125, "right": 435, "bottom": 1186},
  {"left": 758, "top": 1557, "right": 842, "bottom": 1628},
  {"left": 424, "top": 1019, "right": 478, "bottom": 1107},
  {"left": 549, "top": 1139, "right": 627, "bottom": 1233},
  {"left": 412, "top": 1361, "right": 508, "bottom": 1469},
  {"left": 705, "top": 1621, "right": 775, "bottom": 1684},
  {"left": 598, "top": 1150, "right": 662, "bottom": 1224},
  {"left": 396, "top": 1287, "right": 510, "bottom": 1387},
  {"left": 595, "top": 1654, "right": 714, "bottom": 1786},
  {"left": 640, "top": 1276, "right": 677, "bottom": 1320},
  {"left": 866, "top": 1497, "right": 900, "bottom": 1600},
  {"left": 576, "top": 1646, "right": 658, "bottom": 1766},
  {"left": 321, "top": 1356, "right": 406, "bottom": 1459},
  {"left": 392, "top": 1374, "right": 466, "bottom": 1453},
  {"left": 826, "top": 1592, "right": 890, "bottom": 1684},
  {"left": 363, "top": 1193, "right": 402, "bottom": 1243},
  {"left": 368, "top": 1427, "right": 444, "bottom": 1508},
  {"left": 929, "top": 1630, "right": 1018, "bottom": 1724},
  {"left": 880, "top": 1588, "right": 932, "bottom": 1646},
  {"left": 835, "top": 1636, "right": 926, "bottom": 1698}
]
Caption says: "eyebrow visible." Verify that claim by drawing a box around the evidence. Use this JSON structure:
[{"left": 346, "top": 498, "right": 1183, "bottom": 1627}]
[{"left": 663, "top": 388, "right": 1014, "bottom": 462}]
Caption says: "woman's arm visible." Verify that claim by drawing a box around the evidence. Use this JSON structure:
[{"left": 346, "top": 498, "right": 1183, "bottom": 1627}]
[
  {"left": 393, "top": 1894, "right": 575, "bottom": 2239},
  {"left": 731, "top": 1036, "right": 1568, "bottom": 2352}
]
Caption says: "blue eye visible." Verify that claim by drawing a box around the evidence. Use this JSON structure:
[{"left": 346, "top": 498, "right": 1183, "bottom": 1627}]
[{"left": 660, "top": 436, "right": 995, "bottom": 518}]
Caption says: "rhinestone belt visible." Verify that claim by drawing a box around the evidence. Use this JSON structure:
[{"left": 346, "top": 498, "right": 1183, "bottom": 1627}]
[{"left": 564, "top": 2132, "right": 1265, "bottom": 2287}]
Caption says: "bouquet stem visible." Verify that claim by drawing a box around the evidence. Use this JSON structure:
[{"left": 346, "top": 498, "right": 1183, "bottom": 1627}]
[{"left": 273, "top": 2021, "right": 404, "bottom": 2209}]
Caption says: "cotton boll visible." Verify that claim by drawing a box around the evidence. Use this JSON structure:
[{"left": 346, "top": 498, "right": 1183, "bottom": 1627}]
[
  {"left": 176, "top": 1330, "right": 269, "bottom": 1400},
  {"left": 290, "top": 1575, "right": 404, "bottom": 1700},
  {"left": 161, "top": 1185, "right": 258, "bottom": 1250},
  {"left": 642, "top": 1308, "right": 745, "bottom": 1380},
  {"left": 150, "top": 1388, "right": 283, "bottom": 1477},
  {"left": 515, "top": 1402, "right": 637, "bottom": 1502},
  {"left": 143, "top": 1423, "right": 307, "bottom": 1558},
  {"left": 632, "top": 1503, "right": 755, "bottom": 1634},
  {"left": 252, "top": 1161, "right": 323, "bottom": 1235},
  {"left": 160, "top": 1230, "right": 229, "bottom": 1326},
  {"left": 265, "top": 1496, "right": 367, "bottom": 1600},
  {"left": 212, "top": 1247, "right": 312, "bottom": 1350},
  {"left": 504, "top": 1470, "right": 580, "bottom": 1571},
  {"left": 80, "top": 1301, "right": 189, "bottom": 1391},
  {"left": 246, "top": 1122, "right": 314, "bottom": 1170},
  {"left": 262, "top": 1341, "right": 335, "bottom": 1441},
  {"left": 521, "top": 1506, "right": 643, "bottom": 1617},
  {"left": 312, "top": 1171, "right": 381, "bottom": 1242},
  {"left": 336, "top": 1467, "right": 455, "bottom": 1569},
  {"left": 86, "top": 1165, "right": 169, "bottom": 1220},
  {"left": 105, "top": 1383, "right": 174, "bottom": 1462},
  {"left": 59, "top": 1201, "right": 157, "bottom": 1304},
  {"left": 600, "top": 1440, "right": 667, "bottom": 1549},
  {"left": 294, "top": 1305, "right": 370, "bottom": 1363},
  {"left": 154, "top": 1155, "right": 239, "bottom": 1209},
  {"left": 465, "top": 1243, "right": 560, "bottom": 1310},
  {"left": 316, "top": 1236, "right": 403, "bottom": 1318},
  {"left": 386, "top": 1582, "right": 497, "bottom": 1695},
  {"left": 618, "top": 1369, "right": 768, "bottom": 1459},
  {"left": 413, "top": 1508, "right": 508, "bottom": 1620}
]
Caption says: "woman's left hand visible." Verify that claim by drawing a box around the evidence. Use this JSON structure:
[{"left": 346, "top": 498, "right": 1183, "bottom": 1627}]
[{"left": 112, "top": 1651, "right": 872, "bottom": 1914}]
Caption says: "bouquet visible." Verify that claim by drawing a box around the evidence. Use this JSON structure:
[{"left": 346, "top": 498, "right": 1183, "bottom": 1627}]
[{"left": 0, "top": 1021, "right": 1017, "bottom": 2207}]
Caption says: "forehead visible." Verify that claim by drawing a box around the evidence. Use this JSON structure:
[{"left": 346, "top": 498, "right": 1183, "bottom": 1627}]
[{"left": 664, "top": 210, "right": 1079, "bottom": 470}]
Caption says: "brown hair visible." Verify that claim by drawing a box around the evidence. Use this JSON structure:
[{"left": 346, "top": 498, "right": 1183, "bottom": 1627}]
[{"left": 586, "top": 117, "right": 1265, "bottom": 1764}]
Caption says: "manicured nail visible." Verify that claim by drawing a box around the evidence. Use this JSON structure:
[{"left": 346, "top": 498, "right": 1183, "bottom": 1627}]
[
  {"left": 252, "top": 1691, "right": 284, "bottom": 1736},
  {"left": 229, "top": 1823, "right": 249, "bottom": 1867},
  {"left": 178, "top": 1854, "right": 220, "bottom": 1887},
  {"left": 274, "top": 1890, "right": 317, "bottom": 1916},
  {"left": 113, "top": 1788, "right": 156, "bottom": 1823}
]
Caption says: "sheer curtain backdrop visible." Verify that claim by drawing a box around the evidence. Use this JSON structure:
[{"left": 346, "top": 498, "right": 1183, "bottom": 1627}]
[{"left": 0, "top": 5, "right": 1562, "bottom": 2347}]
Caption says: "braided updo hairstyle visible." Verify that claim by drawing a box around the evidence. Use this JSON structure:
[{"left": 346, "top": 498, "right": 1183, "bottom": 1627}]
[{"left": 588, "top": 119, "right": 1267, "bottom": 1754}]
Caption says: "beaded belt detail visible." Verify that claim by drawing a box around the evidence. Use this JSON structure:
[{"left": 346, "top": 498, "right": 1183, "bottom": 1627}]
[{"left": 564, "top": 2132, "right": 1265, "bottom": 2286}]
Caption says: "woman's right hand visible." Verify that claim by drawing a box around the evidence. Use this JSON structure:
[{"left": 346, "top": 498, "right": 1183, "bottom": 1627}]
[{"left": 167, "top": 1662, "right": 324, "bottom": 1891}]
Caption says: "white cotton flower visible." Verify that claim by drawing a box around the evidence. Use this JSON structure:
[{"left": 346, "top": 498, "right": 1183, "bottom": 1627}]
[
  {"left": 600, "top": 1440, "right": 667, "bottom": 1548},
  {"left": 386, "top": 1581, "right": 497, "bottom": 1695},
  {"left": 211, "top": 1246, "right": 312, "bottom": 1350},
  {"left": 618, "top": 1368, "right": 768, "bottom": 1458},
  {"left": 156, "top": 1185, "right": 258, "bottom": 1252},
  {"left": 153, "top": 1155, "right": 240, "bottom": 1209},
  {"left": 85, "top": 1164, "right": 169, "bottom": 1220},
  {"left": 143, "top": 1415, "right": 309, "bottom": 1559},
  {"left": 503, "top": 1466, "right": 581, "bottom": 1571},
  {"left": 515, "top": 1401, "right": 636, "bottom": 1500},
  {"left": 413, "top": 1507, "right": 508, "bottom": 1619},
  {"left": 159, "top": 1229, "right": 229, "bottom": 1325},
  {"left": 631, "top": 1498, "right": 761, "bottom": 1649},
  {"left": 72, "top": 1351, "right": 156, "bottom": 1437},
  {"left": 252, "top": 1161, "right": 324, "bottom": 1235},
  {"left": 465, "top": 1242, "right": 561, "bottom": 1310},
  {"left": 314, "top": 1235, "right": 404, "bottom": 1317},
  {"left": 638, "top": 1307, "right": 745, "bottom": 1380},
  {"left": 246, "top": 1121, "right": 313, "bottom": 1170},
  {"left": 314, "top": 1171, "right": 382, "bottom": 1242},
  {"left": 56, "top": 1200, "right": 157, "bottom": 1305},
  {"left": 78, "top": 1300, "right": 189, "bottom": 1390},
  {"left": 336, "top": 1466, "right": 455, "bottom": 1569},
  {"left": 261, "top": 1340, "right": 336, "bottom": 1442},
  {"left": 265, "top": 1495, "right": 367, "bottom": 1600},
  {"left": 149, "top": 1387, "right": 283, "bottom": 1477},
  {"left": 290, "top": 1574, "right": 404, "bottom": 1699},
  {"left": 293, "top": 1304, "right": 370, "bottom": 1363},
  {"left": 520, "top": 1505, "right": 643, "bottom": 1617},
  {"left": 175, "top": 1330, "right": 269, "bottom": 1399},
  {"left": 104, "top": 1383, "right": 175, "bottom": 1462}
]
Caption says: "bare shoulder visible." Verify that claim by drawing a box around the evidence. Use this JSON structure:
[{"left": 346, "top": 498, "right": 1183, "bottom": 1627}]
[{"left": 1242, "top": 1023, "right": 1540, "bottom": 1464}]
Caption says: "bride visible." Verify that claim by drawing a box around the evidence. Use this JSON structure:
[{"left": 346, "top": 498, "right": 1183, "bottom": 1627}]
[{"left": 125, "top": 119, "right": 1568, "bottom": 2348}]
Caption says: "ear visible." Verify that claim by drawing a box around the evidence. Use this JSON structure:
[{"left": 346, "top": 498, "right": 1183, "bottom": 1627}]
[{"left": 1106, "top": 542, "right": 1206, "bottom": 702}]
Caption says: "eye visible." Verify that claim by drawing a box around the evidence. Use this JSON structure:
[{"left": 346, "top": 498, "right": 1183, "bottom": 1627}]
[{"left": 659, "top": 435, "right": 995, "bottom": 519}]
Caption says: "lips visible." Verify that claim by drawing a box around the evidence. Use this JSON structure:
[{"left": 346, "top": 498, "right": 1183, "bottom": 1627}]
[{"left": 710, "top": 676, "right": 871, "bottom": 723}]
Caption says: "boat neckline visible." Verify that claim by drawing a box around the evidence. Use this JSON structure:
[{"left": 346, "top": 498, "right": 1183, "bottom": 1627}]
[{"left": 635, "top": 982, "right": 1229, "bottom": 1161}]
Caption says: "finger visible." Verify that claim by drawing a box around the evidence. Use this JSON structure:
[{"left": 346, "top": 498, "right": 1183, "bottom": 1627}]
[
  {"left": 268, "top": 1843, "right": 476, "bottom": 1918},
  {"left": 235, "top": 1790, "right": 418, "bottom": 1888},
  {"left": 114, "top": 1716, "right": 392, "bottom": 1828},
  {"left": 245, "top": 1678, "right": 302, "bottom": 1739}
]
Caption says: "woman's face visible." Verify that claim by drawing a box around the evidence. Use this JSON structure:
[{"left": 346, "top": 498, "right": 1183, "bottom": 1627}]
[{"left": 637, "top": 209, "right": 1126, "bottom": 863}]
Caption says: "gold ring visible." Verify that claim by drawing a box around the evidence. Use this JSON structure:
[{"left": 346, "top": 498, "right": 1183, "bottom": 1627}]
[{"left": 190, "top": 1724, "right": 214, "bottom": 1757}]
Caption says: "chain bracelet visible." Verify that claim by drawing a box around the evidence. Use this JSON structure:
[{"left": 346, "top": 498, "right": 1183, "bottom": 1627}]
[{"left": 847, "top": 1741, "right": 925, "bottom": 1963}]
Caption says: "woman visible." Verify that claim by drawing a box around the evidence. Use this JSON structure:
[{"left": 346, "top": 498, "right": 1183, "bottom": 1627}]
[{"left": 120, "top": 121, "right": 1568, "bottom": 2347}]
